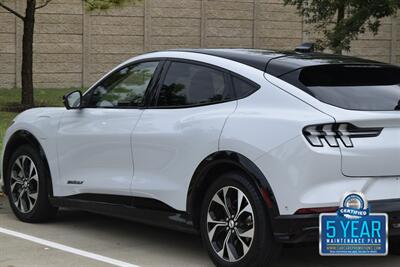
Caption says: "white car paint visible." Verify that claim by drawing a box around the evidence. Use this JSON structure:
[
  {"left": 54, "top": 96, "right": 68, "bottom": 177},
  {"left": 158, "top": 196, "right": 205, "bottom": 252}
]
[
  {"left": 2, "top": 51, "right": 400, "bottom": 216},
  {"left": 266, "top": 74, "right": 400, "bottom": 178},
  {"left": 56, "top": 108, "right": 143, "bottom": 196},
  {"left": 131, "top": 101, "right": 236, "bottom": 210}
]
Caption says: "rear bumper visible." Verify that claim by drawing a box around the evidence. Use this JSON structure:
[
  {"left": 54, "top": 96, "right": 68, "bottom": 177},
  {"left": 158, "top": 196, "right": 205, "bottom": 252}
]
[{"left": 272, "top": 199, "right": 400, "bottom": 243}]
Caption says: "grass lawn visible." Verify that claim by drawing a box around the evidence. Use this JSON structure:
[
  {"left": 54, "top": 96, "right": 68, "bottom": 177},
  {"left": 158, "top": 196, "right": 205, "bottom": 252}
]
[{"left": 0, "top": 88, "right": 72, "bottom": 151}]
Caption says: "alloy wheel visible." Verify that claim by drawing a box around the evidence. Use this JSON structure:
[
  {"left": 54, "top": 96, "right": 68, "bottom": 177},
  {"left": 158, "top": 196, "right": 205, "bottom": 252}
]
[
  {"left": 207, "top": 186, "right": 255, "bottom": 262},
  {"left": 10, "top": 155, "right": 39, "bottom": 213}
]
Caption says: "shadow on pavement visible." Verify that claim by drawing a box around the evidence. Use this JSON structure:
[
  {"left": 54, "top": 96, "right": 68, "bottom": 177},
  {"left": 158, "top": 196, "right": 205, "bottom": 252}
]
[{"left": 0, "top": 195, "right": 399, "bottom": 267}]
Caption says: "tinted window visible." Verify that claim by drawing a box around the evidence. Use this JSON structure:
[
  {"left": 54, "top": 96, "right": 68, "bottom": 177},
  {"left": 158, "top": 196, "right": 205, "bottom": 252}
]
[
  {"left": 232, "top": 76, "right": 259, "bottom": 98},
  {"left": 88, "top": 61, "right": 159, "bottom": 108},
  {"left": 281, "top": 65, "right": 400, "bottom": 111},
  {"left": 157, "top": 62, "right": 231, "bottom": 107}
]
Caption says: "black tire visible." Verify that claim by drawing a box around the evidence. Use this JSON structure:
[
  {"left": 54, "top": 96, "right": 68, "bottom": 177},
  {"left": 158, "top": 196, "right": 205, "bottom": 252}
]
[
  {"left": 200, "top": 171, "right": 281, "bottom": 267},
  {"left": 5, "top": 144, "right": 58, "bottom": 223}
]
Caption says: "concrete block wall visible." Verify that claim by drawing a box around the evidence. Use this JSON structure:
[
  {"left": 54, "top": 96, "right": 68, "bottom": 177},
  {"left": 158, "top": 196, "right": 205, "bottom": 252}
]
[
  {"left": 256, "top": 0, "right": 302, "bottom": 50},
  {"left": 34, "top": 0, "right": 84, "bottom": 88},
  {"left": 88, "top": 1, "right": 145, "bottom": 85},
  {"left": 0, "top": 0, "right": 399, "bottom": 89},
  {"left": 349, "top": 16, "right": 394, "bottom": 62},
  {"left": 397, "top": 13, "right": 400, "bottom": 64},
  {"left": 0, "top": 0, "right": 16, "bottom": 88},
  {"left": 150, "top": 0, "right": 201, "bottom": 50},
  {"left": 206, "top": 0, "right": 254, "bottom": 48}
]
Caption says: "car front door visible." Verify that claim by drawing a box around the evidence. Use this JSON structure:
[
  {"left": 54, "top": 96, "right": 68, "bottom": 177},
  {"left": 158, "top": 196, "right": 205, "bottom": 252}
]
[
  {"left": 131, "top": 60, "right": 237, "bottom": 210},
  {"left": 56, "top": 60, "right": 161, "bottom": 196}
]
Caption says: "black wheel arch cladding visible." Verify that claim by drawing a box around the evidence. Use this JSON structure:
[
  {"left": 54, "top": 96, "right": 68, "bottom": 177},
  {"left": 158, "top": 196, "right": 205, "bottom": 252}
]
[
  {"left": 2, "top": 130, "right": 53, "bottom": 197},
  {"left": 187, "top": 150, "right": 279, "bottom": 228}
]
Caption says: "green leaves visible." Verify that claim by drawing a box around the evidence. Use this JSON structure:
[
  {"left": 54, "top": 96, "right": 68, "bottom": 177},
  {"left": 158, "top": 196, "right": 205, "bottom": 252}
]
[
  {"left": 284, "top": 0, "right": 400, "bottom": 54},
  {"left": 84, "top": 0, "right": 140, "bottom": 11}
]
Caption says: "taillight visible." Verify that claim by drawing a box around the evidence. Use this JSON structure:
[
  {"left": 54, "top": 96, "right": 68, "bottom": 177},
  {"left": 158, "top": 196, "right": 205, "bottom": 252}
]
[{"left": 303, "top": 123, "right": 383, "bottom": 148}]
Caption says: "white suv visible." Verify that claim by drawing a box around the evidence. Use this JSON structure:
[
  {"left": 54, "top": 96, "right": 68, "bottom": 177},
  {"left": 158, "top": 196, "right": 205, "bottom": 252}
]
[{"left": 2, "top": 49, "right": 400, "bottom": 266}]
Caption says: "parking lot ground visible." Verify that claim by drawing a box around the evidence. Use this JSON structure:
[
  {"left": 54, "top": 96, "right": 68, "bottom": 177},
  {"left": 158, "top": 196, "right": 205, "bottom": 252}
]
[
  {"left": 0, "top": 195, "right": 400, "bottom": 267},
  {"left": 0, "top": 235, "right": 112, "bottom": 267}
]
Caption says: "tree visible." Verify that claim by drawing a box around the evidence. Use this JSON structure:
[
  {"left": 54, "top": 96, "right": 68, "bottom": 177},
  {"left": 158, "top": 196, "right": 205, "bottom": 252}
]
[
  {"left": 284, "top": 0, "right": 400, "bottom": 54},
  {"left": 0, "top": 0, "right": 138, "bottom": 108}
]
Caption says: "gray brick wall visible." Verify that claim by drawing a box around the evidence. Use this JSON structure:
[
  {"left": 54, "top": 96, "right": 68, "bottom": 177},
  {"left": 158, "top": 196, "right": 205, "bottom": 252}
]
[{"left": 0, "top": 0, "right": 399, "bottom": 88}]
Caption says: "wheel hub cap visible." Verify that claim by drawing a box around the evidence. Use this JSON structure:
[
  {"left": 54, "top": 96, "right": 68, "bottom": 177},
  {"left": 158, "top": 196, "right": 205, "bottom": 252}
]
[
  {"left": 10, "top": 155, "right": 39, "bottom": 213},
  {"left": 206, "top": 186, "right": 255, "bottom": 262}
]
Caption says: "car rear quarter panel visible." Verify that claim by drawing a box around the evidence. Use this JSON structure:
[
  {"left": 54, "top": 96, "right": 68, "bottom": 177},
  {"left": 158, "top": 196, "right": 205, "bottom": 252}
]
[
  {"left": 219, "top": 79, "right": 341, "bottom": 215},
  {"left": 219, "top": 78, "right": 335, "bottom": 161}
]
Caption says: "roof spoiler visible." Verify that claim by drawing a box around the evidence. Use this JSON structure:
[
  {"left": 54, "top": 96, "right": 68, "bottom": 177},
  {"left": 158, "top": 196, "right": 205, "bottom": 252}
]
[{"left": 295, "top": 42, "right": 315, "bottom": 53}]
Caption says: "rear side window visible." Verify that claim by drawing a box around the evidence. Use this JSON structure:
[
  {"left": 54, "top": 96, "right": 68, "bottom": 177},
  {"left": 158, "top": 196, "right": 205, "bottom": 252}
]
[
  {"left": 157, "top": 62, "right": 232, "bottom": 107},
  {"left": 281, "top": 65, "right": 400, "bottom": 111},
  {"left": 232, "top": 76, "right": 259, "bottom": 98}
]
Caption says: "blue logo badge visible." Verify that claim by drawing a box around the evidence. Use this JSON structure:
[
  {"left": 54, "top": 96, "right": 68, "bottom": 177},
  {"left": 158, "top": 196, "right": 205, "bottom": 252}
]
[{"left": 320, "top": 192, "right": 388, "bottom": 256}]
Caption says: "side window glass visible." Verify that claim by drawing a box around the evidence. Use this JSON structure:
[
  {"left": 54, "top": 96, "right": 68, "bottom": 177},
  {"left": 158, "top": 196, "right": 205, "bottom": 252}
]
[
  {"left": 88, "top": 61, "right": 159, "bottom": 108},
  {"left": 232, "top": 76, "right": 259, "bottom": 98},
  {"left": 157, "top": 62, "right": 231, "bottom": 107}
]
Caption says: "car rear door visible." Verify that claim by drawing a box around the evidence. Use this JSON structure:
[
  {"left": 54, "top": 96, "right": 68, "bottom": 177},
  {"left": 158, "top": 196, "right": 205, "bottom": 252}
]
[
  {"left": 56, "top": 60, "right": 162, "bottom": 196},
  {"left": 130, "top": 60, "right": 237, "bottom": 210}
]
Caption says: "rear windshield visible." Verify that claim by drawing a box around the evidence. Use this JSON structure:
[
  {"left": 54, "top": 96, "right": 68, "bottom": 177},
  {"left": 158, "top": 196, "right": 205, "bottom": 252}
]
[{"left": 281, "top": 65, "right": 400, "bottom": 111}]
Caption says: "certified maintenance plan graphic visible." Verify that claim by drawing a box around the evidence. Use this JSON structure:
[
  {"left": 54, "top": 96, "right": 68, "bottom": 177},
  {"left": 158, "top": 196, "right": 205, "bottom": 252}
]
[{"left": 320, "top": 192, "right": 388, "bottom": 256}]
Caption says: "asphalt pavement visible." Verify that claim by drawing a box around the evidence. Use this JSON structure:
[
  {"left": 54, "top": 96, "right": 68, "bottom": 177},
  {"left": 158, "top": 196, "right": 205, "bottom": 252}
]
[{"left": 0, "top": 195, "right": 399, "bottom": 267}]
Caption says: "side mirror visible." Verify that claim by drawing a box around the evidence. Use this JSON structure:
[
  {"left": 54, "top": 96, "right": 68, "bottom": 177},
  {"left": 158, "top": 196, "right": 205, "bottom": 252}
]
[{"left": 63, "top": 90, "right": 82, "bottom": 110}]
